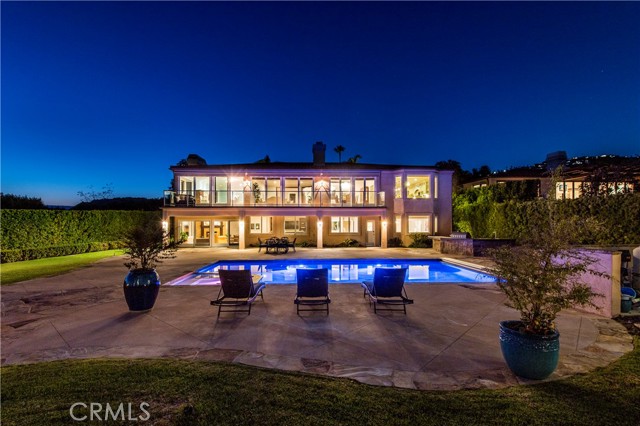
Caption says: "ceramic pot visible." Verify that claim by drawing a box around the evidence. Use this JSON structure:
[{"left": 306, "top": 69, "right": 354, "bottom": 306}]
[
  {"left": 499, "top": 320, "right": 560, "bottom": 380},
  {"left": 123, "top": 268, "right": 160, "bottom": 311}
]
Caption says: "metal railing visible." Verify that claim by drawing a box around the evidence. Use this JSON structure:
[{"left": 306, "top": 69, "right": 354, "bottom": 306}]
[{"left": 163, "top": 190, "right": 385, "bottom": 208}]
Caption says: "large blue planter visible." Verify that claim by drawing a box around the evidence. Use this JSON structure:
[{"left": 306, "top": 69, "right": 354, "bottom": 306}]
[
  {"left": 123, "top": 269, "right": 160, "bottom": 311},
  {"left": 499, "top": 320, "right": 560, "bottom": 380}
]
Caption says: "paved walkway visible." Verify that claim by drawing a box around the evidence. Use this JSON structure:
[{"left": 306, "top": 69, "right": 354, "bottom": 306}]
[{"left": 1, "top": 248, "right": 633, "bottom": 390}]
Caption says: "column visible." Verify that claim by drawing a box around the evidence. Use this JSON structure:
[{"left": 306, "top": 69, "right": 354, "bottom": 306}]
[
  {"left": 316, "top": 216, "right": 323, "bottom": 249},
  {"left": 239, "top": 213, "right": 246, "bottom": 250},
  {"left": 381, "top": 217, "right": 388, "bottom": 249}
]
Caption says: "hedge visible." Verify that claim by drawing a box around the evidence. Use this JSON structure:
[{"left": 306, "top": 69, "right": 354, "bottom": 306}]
[
  {"left": 453, "top": 191, "right": 640, "bottom": 245},
  {"left": 0, "top": 210, "right": 161, "bottom": 263}
]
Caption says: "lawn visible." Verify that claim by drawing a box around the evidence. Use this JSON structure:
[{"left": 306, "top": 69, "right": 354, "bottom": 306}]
[
  {"left": 2, "top": 337, "right": 639, "bottom": 426},
  {"left": 0, "top": 250, "right": 123, "bottom": 285}
]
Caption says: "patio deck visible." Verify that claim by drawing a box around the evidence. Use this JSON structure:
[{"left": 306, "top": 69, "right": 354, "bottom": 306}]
[{"left": 0, "top": 248, "right": 633, "bottom": 390}]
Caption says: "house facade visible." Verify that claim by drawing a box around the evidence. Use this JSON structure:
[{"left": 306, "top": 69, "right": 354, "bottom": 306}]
[{"left": 162, "top": 142, "right": 453, "bottom": 249}]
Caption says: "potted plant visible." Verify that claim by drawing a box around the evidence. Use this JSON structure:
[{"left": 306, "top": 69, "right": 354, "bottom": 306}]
[
  {"left": 487, "top": 204, "right": 604, "bottom": 380},
  {"left": 122, "top": 218, "right": 181, "bottom": 311}
]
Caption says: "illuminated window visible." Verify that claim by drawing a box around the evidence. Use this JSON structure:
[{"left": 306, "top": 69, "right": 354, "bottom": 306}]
[
  {"left": 331, "top": 217, "right": 359, "bottom": 233},
  {"left": 394, "top": 176, "right": 402, "bottom": 199},
  {"left": 406, "top": 176, "right": 430, "bottom": 199},
  {"left": 284, "top": 216, "right": 307, "bottom": 234},
  {"left": 215, "top": 177, "right": 228, "bottom": 204},
  {"left": 395, "top": 216, "right": 402, "bottom": 233},
  {"left": 408, "top": 216, "right": 430, "bottom": 233},
  {"left": 249, "top": 217, "right": 272, "bottom": 234}
]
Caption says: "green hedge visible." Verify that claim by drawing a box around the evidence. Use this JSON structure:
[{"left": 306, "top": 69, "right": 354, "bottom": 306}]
[
  {"left": 0, "top": 210, "right": 161, "bottom": 263},
  {"left": 453, "top": 191, "right": 640, "bottom": 245}
]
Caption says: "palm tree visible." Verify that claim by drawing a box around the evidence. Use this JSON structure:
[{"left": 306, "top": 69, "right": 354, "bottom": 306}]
[
  {"left": 347, "top": 154, "right": 362, "bottom": 164},
  {"left": 334, "top": 145, "right": 345, "bottom": 163}
]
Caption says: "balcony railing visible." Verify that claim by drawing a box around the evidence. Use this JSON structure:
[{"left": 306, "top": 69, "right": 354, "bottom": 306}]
[{"left": 163, "top": 190, "right": 385, "bottom": 208}]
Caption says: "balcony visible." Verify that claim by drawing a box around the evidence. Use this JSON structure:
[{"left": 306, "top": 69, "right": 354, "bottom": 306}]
[{"left": 163, "top": 190, "right": 386, "bottom": 208}]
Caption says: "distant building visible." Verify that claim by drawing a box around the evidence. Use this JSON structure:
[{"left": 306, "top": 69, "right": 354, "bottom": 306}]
[
  {"left": 162, "top": 142, "right": 454, "bottom": 248},
  {"left": 463, "top": 152, "right": 640, "bottom": 199}
]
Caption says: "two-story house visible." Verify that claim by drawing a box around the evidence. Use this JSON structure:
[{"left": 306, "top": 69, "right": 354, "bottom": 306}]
[{"left": 162, "top": 142, "right": 453, "bottom": 249}]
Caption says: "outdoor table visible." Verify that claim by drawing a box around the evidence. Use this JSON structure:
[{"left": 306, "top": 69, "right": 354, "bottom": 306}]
[{"left": 265, "top": 237, "right": 289, "bottom": 254}]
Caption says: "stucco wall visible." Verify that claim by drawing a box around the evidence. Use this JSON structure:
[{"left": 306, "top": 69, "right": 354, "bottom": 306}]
[{"left": 573, "top": 250, "right": 621, "bottom": 318}]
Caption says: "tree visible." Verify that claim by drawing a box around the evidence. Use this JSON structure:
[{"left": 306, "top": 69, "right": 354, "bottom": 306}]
[
  {"left": 77, "top": 184, "right": 114, "bottom": 203},
  {"left": 0, "top": 193, "right": 46, "bottom": 209},
  {"left": 334, "top": 145, "right": 346, "bottom": 163},
  {"left": 347, "top": 154, "right": 362, "bottom": 164},
  {"left": 255, "top": 155, "right": 271, "bottom": 164},
  {"left": 435, "top": 160, "right": 470, "bottom": 192}
]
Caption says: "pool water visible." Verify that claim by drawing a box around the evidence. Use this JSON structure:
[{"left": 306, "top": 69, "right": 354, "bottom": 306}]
[{"left": 166, "top": 259, "right": 495, "bottom": 286}]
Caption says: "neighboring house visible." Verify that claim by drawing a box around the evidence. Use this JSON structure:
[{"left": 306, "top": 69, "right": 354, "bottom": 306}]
[
  {"left": 463, "top": 151, "right": 640, "bottom": 200},
  {"left": 162, "top": 142, "right": 453, "bottom": 248}
]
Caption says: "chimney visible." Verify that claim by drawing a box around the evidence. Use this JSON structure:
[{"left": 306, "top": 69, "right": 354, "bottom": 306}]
[
  {"left": 312, "top": 141, "right": 326, "bottom": 166},
  {"left": 545, "top": 151, "right": 567, "bottom": 171}
]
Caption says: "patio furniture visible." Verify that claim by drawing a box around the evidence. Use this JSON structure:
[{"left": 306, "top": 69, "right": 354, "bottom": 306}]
[
  {"left": 265, "top": 237, "right": 289, "bottom": 254},
  {"left": 295, "top": 268, "right": 330, "bottom": 315},
  {"left": 258, "top": 238, "right": 267, "bottom": 253},
  {"left": 288, "top": 237, "right": 297, "bottom": 252},
  {"left": 361, "top": 268, "right": 413, "bottom": 314},
  {"left": 211, "top": 270, "right": 265, "bottom": 317}
]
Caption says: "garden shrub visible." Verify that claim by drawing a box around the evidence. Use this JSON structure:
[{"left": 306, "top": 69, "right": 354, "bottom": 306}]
[
  {"left": 387, "top": 237, "right": 404, "bottom": 247},
  {"left": 408, "top": 233, "right": 432, "bottom": 248},
  {"left": 0, "top": 210, "right": 159, "bottom": 263},
  {"left": 337, "top": 238, "right": 361, "bottom": 247}
]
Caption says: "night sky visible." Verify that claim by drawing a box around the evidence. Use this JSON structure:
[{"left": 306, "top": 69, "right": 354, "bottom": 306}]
[{"left": 2, "top": 2, "right": 639, "bottom": 205}]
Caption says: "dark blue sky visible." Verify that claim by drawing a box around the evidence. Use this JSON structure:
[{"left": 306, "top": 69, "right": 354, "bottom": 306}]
[{"left": 2, "top": 2, "right": 639, "bottom": 205}]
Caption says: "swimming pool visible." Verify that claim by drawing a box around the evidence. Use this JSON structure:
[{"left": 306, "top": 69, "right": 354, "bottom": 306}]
[{"left": 166, "top": 258, "right": 495, "bottom": 286}]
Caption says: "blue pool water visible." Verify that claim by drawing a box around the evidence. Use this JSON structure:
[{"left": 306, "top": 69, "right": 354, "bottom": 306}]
[{"left": 166, "top": 258, "right": 495, "bottom": 286}]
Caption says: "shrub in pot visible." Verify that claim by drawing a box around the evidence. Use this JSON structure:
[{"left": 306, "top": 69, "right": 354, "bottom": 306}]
[
  {"left": 122, "top": 218, "right": 181, "bottom": 311},
  {"left": 487, "top": 203, "right": 604, "bottom": 380}
]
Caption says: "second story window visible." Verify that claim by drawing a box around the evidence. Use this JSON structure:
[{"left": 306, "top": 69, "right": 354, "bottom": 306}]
[
  {"left": 406, "top": 176, "right": 430, "bottom": 199},
  {"left": 395, "top": 176, "right": 402, "bottom": 199}
]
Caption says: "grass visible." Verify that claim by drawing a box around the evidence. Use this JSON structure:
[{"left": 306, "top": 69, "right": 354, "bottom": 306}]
[
  {"left": 1, "top": 337, "right": 639, "bottom": 425},
  {"left": 0, "top": 250, "right": 123, "bottom": 285}
]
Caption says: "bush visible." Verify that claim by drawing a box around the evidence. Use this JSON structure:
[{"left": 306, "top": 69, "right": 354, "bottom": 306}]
[
  {"left": 387, "top": 237, "right": 404, "bottom": 247},
  {"left": 408, "top": 233, "right": 432, "bottom": 248},
  {"left": 337, "top": 238, "right": 361, "bottom": 247},
  {"left": 0, "top": 210, "right": 159, "bottom": 263}
]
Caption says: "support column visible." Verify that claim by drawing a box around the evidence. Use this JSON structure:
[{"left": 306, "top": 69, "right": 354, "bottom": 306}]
[
  {"left": 316, "top": 216, "right": 323, "bottom": 249},
  {"left": 381, "top": 217, "right": 388, "bottom": 248},
  {"left": 239, "top": 213, "right": 246, "bottom": 250}
]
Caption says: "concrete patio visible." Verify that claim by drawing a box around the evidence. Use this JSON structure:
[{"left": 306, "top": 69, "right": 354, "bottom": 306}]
[{"left": 1, "top": 248, "right": 633, "bottom": 390}]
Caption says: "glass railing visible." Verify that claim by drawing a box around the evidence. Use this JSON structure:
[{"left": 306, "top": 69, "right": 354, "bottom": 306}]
[{"left": 163, "top": 190, "right": 386, "bottom": 207}]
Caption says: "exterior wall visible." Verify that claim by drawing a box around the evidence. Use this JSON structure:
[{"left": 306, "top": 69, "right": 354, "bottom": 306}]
[
  {"left": 574, "top": 250, "right": 621, "bottom": 318},
  {"left": 163, "top": 162, "right": 454, "bottom": 248}
]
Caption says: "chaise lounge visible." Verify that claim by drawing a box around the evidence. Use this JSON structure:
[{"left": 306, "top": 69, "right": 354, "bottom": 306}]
[
  {"left": 211, "top": 269, "right": 265, "bottom": 317},
  {"left": 295, "top": 268, "right": 330, "bottom": 315},
  {"left": 361, "top": 268, "right": 413, "bottom": 314}
]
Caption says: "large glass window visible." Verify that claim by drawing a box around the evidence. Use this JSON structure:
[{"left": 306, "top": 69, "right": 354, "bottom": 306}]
[
  {"left": 284, "top": 216, "right": 307, "bottom": 234},
  {"left": 251, "top": 178, "right": 266, "bottom": 204},
  {"left": 395, "top": 176, "right": 402, "bottom": 199},
  {"left": 406, "top": 176, "right": 430, "bottom": 199},
  {"left": 331, "top": 217, "right": 359, "bottom": 233},
  {"left": 408, "top": 216, "right": 430, "bottom": 233},
  {"left": 354, "top": 178, "right": 376, "bottom": 206},
  {"left": 266, "top": 178, "right": 280, "bottom": 205},
  {"left": 300, "top": 178, "right": 313, "bottom": 205},
  {"left": 229, "top": 177, "right": 244, "bottom": 205},
  {"left": 249, "top": 216, "right": 272, "bottom": 234},
  {"left": 330, "top": 178, "right": 352, "bottom": 206},
  {"left": 284, "top": 178, "right": 299, "bottom": 205},
  {"left": 395, "top": 216, "right": 402, "bottom": 234},
  {"left": 195, "top": 177, "right": 210, "bottom": 205},
  {"left": 215, "top": 177, "right": 228, "bottom": 204}
]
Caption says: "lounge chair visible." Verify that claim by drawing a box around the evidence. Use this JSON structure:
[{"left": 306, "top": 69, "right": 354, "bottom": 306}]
[
  {"left": 361, "top": 268, "right": 413, "bottom": 314},
  {"left": 211, "top": 270, "right": 265, "bottom": 317},
  {"left": 258, "top": 238, "right": 266, "bottom": 253},
  {"left": 288, "top": 237, "right": 297, "bottom": 253},
  {"left": 295, "top": 268, "right": 330, "bottom": 315}
]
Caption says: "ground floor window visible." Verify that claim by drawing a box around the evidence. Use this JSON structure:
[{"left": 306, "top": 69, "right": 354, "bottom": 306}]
[
  {"left": 395, "top": 216, "right": 402, "bottom": 233},
  {"left": 284, "top": 216, "right": 307, "bottom": 234},
  {"left": 408, "top": 216, "right": 430, "bottom": 233},
  {"left": 331, "top": 216, "right": 359, "bottom": 233},
  {"left": 249, "top": 216, "right": 272, "bottom": 234}
]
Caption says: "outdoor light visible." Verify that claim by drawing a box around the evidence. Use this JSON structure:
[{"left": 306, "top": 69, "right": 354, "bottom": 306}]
[
  {"left": 382, "top": 220, "right": 388, "bottom": 228},
  {"left": 161, "top": 221, "right": 168, "bottom": 231}
]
